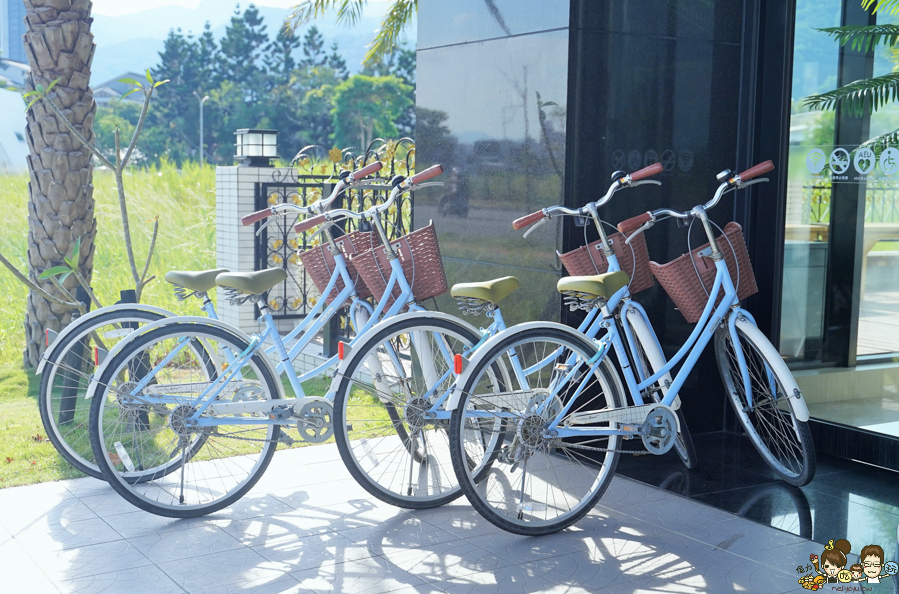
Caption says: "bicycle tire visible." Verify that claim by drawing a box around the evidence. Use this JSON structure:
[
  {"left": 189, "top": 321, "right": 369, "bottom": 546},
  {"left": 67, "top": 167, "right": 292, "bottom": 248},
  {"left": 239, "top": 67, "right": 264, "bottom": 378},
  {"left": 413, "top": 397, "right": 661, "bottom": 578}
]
[
  {"left": 714, "top": 325, "right": 815, "bottom": 487},
  {"left": 89, "top": 322, "right": 281, "bottom": 517},
  {"left": 333, "top": 315, "right": 495, "bottom": 509},
  {"left": 39, "top": 309, "right": 167, "bottom": 478},
  {"left": 450, "top": 325, "right": 625, "bottom": 535}
]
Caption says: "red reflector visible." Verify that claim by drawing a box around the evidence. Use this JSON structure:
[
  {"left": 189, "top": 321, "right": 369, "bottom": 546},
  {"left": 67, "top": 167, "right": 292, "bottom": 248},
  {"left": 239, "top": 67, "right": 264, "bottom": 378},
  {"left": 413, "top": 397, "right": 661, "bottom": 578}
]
[
  {"left": 45, "top": 329, "right": 49, "bottom": 347},
  {"left": 338, "top": 341, "right": 345, "bottom": 361},
  {"left": 454, "top": 354, "right": 463, "bottom": 375},
  {"left": 93, "top": 346, "right": 99, "bottom": 366}
]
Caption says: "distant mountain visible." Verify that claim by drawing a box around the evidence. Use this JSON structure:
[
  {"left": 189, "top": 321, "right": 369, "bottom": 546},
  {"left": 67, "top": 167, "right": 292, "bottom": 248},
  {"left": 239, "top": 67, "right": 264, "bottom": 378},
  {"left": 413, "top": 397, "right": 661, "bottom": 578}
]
[{"left": 90, "top": 0, "right": 417, "bottom": 85}]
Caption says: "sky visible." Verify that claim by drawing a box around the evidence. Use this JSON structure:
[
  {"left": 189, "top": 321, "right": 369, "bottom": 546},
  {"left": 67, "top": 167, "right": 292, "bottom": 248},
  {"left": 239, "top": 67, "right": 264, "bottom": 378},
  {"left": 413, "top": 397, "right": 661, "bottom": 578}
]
[{"left": 91, "top": 0, "right": 389, "bottom": 17}]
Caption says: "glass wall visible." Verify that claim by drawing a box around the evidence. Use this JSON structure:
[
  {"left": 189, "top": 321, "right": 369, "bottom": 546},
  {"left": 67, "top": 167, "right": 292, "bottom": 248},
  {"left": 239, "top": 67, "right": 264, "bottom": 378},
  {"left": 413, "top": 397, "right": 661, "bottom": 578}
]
[
  {"left": 415, "top": 0, "right": 570, "bottom": 325},
  {"left": 785, "top": 0, "right": 899, "bottom": 439}
]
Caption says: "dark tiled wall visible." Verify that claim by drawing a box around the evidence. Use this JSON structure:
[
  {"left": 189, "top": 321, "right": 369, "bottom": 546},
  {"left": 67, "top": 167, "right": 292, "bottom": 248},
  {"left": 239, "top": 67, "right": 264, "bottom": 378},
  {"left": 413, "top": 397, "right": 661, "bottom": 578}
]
[{"left": 415, "top": 0, "right": 571, "bottom": 324}]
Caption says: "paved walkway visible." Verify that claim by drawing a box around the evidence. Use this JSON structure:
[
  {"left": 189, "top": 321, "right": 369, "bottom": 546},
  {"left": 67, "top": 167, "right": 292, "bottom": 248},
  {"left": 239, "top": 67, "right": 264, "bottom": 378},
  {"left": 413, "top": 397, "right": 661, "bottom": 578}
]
[{"left": 0, "top": 444, "right": 815, "bottom": 593}]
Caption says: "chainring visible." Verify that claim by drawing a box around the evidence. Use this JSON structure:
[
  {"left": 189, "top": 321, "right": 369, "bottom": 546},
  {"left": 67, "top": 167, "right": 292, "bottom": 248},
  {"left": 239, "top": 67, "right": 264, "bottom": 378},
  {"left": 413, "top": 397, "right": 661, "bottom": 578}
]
[
  {"left": 641, "top": 406, "right": 678, "bottom": 455},
  {"left": 296, "top": 399, "right": 334, "bottom": 444}
]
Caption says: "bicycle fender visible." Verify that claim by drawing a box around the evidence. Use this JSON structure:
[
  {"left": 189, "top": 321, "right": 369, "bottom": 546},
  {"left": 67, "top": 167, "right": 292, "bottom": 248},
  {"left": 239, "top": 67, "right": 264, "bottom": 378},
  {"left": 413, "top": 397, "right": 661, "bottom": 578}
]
[
  {"left": 325, "top": 310, "right": 481, "bottom": 400},
  {"left": 84, "top": 317, "right": 282, "bottom": 401},
  {"left": 446, "top": 321, "right": 595, "bottom": 411},
  {"left": 36, "top": 303, "right": 176, "bottom": 375},
  {"left": 733, "top": 314, "right": 809, "bottom": 423}
]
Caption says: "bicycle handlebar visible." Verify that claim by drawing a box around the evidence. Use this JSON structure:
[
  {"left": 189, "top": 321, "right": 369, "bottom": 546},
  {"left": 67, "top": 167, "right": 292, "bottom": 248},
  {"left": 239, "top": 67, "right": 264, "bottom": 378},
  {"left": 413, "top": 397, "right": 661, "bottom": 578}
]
[
  {"left": 630, "top": 162, "right": 663, "bottom": 182},
  {"left": 241, "top": 207, "right": 273, "bottom": 226},
  {"left": 409, "top": 164, "right": 443, "bottom": 184},
  {"left": 617, "top": 212, "right": 653, "bottom": 235},
  {"left": 512, "top": 163, "right": 664, "bottom": 232},
  {"left": 291, "top": 166, "right": 445, "bottom": 234},
  {"left": 622, "top": 160, "right": 774, "bottom": 244},
  {"left": 293, "top": 214, "right": 327, "bottom": 234},
  {"left": 512, "top": 210, "right": 545, "bottom": 231},
  {"left": 737, "top": 160, "right": 773, "bottom": 182},
  {"left": 241, "top": 161, "right": 384, "bottom": 226}
]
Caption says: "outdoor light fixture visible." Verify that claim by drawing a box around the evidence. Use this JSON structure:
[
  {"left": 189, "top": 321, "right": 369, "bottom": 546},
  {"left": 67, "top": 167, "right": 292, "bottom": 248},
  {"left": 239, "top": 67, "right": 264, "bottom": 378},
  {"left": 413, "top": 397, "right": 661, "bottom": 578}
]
[{"left": 235, "top": 128, "right": 278, "bottom": 166}]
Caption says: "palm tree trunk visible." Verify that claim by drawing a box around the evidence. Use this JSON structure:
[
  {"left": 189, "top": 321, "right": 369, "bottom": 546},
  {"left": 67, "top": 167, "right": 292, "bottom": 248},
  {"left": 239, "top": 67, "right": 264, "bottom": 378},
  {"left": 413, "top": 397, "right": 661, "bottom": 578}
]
[{"left": 21, "top": 0, "right": 98, "bottom": 368}]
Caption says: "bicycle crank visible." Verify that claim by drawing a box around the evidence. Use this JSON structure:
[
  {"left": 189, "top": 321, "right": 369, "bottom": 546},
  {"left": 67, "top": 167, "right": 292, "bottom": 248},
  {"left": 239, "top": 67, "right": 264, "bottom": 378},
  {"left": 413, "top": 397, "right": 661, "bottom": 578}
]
[
  {"left": 640, "top": 405, "right": 678, "bottom": 455},
  {"left": 295, "top": 399, "right": 334, "bottom": 444}
]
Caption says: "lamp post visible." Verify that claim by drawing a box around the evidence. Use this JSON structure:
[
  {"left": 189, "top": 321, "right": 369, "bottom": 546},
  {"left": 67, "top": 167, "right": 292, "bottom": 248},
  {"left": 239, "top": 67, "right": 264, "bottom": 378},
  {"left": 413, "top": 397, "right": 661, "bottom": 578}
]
[
  {"left": 234, "top": 128, "right": 278, "bottom": 167},
  {"left": 193, "top": 91, "right": 210, "bottom": 166}
]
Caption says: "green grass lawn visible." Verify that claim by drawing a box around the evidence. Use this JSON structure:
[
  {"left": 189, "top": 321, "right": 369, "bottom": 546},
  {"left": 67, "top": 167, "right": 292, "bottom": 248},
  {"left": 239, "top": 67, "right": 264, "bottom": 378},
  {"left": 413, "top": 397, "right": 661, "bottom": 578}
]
[{"left": 0, "top": 163, "right": 218, "bottom": 487}]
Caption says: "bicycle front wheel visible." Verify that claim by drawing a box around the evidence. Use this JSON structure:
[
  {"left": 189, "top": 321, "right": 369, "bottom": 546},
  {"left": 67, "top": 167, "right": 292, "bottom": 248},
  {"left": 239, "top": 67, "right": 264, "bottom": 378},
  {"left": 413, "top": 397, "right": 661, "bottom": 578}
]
[
  {"left": 40, "top": 309, "right": 166, "bottom": 478},
  {"left": 89, "top": 323, "right": 281, "bottom": 517},
  {"left": 450, "top": 326, "right": 625, "bottom": 535},
  {"left": 715, "top": 325, "right": 815, "bottom": 486},
  {"left": 333, "top": 316, "right": 488, "bottom": 509}
]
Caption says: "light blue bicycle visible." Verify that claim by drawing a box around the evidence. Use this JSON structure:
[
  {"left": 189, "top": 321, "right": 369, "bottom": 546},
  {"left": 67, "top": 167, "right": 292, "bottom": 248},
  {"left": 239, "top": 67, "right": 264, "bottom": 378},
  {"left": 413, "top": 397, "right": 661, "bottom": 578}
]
[
  {"left": 447, "top": 160, "right": 815, "bottom": 535},
  {"left": 327, "top": 163, "right": 673, "bottom": 509},
  {"left": 83, "top": 164, "right": 445, "bottom": 517}
]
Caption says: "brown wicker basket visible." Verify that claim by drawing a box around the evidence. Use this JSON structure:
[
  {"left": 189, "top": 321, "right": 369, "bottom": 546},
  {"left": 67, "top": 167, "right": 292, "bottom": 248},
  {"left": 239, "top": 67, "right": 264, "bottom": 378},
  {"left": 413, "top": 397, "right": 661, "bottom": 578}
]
[
  {"left": 351, "top": 222, "right": 449, "bottom": 305},
  {"left": 297, "top": 230, "right": 377, "bottom": 304},
  {"left": 649, "top": 222, "right": 758, "bottom": 323},
  {"left": 558, "top": 230, "right": 654, "bottom": 294}
]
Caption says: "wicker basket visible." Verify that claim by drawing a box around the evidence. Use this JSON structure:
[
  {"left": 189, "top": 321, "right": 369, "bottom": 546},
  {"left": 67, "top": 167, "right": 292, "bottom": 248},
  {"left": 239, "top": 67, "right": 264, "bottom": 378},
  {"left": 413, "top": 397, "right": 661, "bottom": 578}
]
[
  {"left": 649, "top": 222, "right": 758, "bottom": 323},
  {"left": 558, "top": 230, "right": 654, "bottom": 294},
  {"left": 297, "top": 230, "right": 377, "bottom": 304},
  {"left": 351, "top": 222, "right": 449, "bottom": 305}
]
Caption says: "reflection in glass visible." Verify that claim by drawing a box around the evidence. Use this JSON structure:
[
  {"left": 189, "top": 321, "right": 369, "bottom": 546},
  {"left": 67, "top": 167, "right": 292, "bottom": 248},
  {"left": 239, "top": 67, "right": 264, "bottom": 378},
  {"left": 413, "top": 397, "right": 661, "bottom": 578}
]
[{"left": 779, "top": 0, "right": 841, "bottom": 361}]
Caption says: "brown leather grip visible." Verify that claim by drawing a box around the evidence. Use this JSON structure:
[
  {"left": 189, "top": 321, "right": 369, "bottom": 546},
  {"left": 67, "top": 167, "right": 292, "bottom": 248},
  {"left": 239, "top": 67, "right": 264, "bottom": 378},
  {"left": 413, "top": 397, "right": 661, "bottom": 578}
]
[
  {"left": 409, "top": 164, "right": 443, "bottom": 184},
  {"left": 630, "top": 162, "right": 663, "bottom": 181},
  {"left": 617, "top": 212, "right": 652, "bottom": 235},
  {"left": 294, "top": 214, "right": 327, "bottom": 234},
  {"left": 512, "top": 210, "right": 545, "bottom": 230},
  {"left": 738, "top": 160, "right": 774, "bottom": 181},
  {"left": 241, "top": 208, "right": 272, "bottom": 226},
  {"left": 352, "top": 161, "right": 382, "bottom": 180}
]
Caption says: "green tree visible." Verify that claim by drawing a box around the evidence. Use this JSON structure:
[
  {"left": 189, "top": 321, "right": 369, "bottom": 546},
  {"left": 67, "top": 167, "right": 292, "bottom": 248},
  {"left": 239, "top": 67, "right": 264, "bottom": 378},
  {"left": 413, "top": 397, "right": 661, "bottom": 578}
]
[
  {"left": 264, "top": 26, "right": 302, "bottom": 86},
  {"left": 218, "top": 4, "right": 268, "bottom": 99},
  {"left": 287, "top": 0, "right": 415, "bottom": 64},
  {"left": 302, "top": 25, "right": 327, "bottom": 67},
  {"left": 331, "top": 74, "right": 412, "bottom": 148}
]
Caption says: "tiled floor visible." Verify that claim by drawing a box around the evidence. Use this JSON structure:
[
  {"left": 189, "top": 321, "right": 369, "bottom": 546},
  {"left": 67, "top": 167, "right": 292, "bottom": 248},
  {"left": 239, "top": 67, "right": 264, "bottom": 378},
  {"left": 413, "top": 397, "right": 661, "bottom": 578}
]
[
  {"left": 617, "top": 431, "right": 899, "bottom": 592},
  {"left": 0, "top": 441, "right": 825, "bottom": 594}
]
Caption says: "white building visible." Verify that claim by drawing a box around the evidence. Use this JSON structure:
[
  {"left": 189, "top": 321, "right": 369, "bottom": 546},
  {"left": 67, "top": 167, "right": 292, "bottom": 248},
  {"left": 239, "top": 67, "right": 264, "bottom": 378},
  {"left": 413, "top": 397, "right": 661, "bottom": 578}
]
[{"left": 0, "top": 87, "right": 28, "bottom": 172}]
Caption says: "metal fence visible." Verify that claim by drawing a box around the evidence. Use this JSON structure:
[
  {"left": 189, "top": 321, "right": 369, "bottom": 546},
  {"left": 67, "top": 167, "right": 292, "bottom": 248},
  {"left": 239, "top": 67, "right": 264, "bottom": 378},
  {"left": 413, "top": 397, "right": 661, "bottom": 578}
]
[
  {"left": 254, "top": 139, "right": 415, "bottom": 337},
  {"left": 803, "top": 181, "right": 899, "bottom": 224}
]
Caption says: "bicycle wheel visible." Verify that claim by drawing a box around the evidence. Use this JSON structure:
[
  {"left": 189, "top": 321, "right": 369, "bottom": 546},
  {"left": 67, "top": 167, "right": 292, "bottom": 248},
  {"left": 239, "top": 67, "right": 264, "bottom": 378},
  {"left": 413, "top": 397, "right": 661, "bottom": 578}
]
[
  {"left": 40, "top": 309, "right": 166, "bottom": 478},
  {"left": 89, "top": 322, "right": 281, "bottom": 517},
  {"left": 715, "top": 325, "right": 815, "bottom": 486},
  {"left": 450, "top": 326, "right": 625, "bottom": 535},
  {"left": 626, "top": 315, "right": 697, "bottom": 469},
  {"left": 333, "top": 315, "right": 495, "bottom": 509}
]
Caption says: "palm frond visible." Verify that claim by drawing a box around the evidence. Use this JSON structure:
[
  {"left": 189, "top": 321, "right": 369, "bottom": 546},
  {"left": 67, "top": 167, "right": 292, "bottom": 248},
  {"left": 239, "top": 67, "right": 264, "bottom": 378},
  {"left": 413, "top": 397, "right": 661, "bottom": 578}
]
[
  {"left": 802, "top": 72, "right": 899, "bottom": 116},
  {"left": 285, "top": 0, "right": 341, "bottom": 31},
  {"left": 336, "top": 0, "right": 366, "bottom": 26},
  {"left": 863, "top": 0, "right": 899, "bottom": 15},
  {"left": 858, "top": 127, "right": 899, "bottom": 156},
  {"left": 364, "top": 0, "right": 416, "bottom": 65},
  {"left": 816, "top": 24, "right": 899, "bottom": 52}
]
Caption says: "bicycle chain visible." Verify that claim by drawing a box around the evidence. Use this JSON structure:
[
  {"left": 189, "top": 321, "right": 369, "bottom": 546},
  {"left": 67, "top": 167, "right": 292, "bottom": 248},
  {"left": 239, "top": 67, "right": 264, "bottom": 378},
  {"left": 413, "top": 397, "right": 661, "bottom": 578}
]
[{"left": 551, "top": 440, "right": 651, "bottom": 456}]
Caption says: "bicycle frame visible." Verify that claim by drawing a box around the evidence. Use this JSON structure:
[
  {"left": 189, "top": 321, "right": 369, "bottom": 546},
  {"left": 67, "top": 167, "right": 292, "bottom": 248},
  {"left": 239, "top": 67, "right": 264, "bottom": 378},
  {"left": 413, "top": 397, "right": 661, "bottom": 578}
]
[
  {"left": 119, "top": 239, "right": 432, "bottom": 428},
  {"left": 548, "top": 257, "right": 741, "bottom": 439}
]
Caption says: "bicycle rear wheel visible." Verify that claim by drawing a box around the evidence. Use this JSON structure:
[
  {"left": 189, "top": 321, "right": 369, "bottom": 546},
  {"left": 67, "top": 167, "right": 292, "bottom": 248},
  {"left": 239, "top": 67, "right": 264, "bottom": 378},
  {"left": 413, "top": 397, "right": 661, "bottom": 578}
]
[
  {"left": 89, "top": 322, "right": 281, "bottom": 517},
  {"left": 450, "top": 326, "right": 625, "bottom": 535},
  {"left": 40, "top": 309, "right": 166, "bottom": 478},
  {"left": 333, "top": 316, "right": 490, "bottom": 509},
  {"left": 715, "top": 325, "right": 815, "bottom": 486}
]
